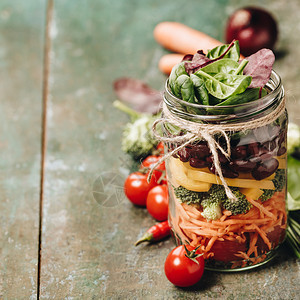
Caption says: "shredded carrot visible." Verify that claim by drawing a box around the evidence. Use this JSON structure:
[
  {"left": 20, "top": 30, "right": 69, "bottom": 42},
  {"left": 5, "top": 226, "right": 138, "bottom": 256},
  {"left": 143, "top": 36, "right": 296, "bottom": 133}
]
[
  {"left": 171, "top": 187, "right": 288, "bottom": 269},
  {"left": 206, "top": 236, "right": 219, "bottom": 252},
  {"left": 247, "top": 232, "right": 258, "bottom": 257},
  {"left": 246, "top": 197, "right": 277, "bottom": 220}
]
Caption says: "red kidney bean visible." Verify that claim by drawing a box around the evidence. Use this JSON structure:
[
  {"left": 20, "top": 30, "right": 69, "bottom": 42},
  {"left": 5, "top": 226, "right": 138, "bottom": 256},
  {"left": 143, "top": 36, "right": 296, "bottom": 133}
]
[
  {"left": 249, "top": 155, "right": 262, "bottom": 164},
  {"left": 277, "top": 146, "right": 287, "bottom": 156},
  {"left": 259, "top": 153, "right": 274, "bottom": 161},
  {"left": 189, "top": 144, "right": 210, "bottom": 159},
  {"left": 206, "top": 156, "right": 213, "bottom": 164},
  {"left": 231, "top": 145, "right": 248, "bottom": 159},
  {"left": 178, "top": 147, "right": 191, "bottom": 162},
  {"left": 205, "top": 152, "right": 228, "bottom": 164},
  {"left": 230, "top": 159, "right": 257, "bottom": 173},
  {"left": 210, "top": 164, "right": 239, "bottom": 178},
  {"left": 189, "top": 158, "right": 209, "bottom": 168},
  {"left": 262, "top": 140, "right": 277, "bottom": 153},
  {"left": 251, "top": 158, "right": 279, "bottom": 180},
  {"left": 277, "top": 130, "right": 286, "bottom": 146},
  {"left": 247, "top": 142, "right": 260, "bottom": 157},
  {"left": 218, "top": 151, "right": 228, "bottom": 164}
]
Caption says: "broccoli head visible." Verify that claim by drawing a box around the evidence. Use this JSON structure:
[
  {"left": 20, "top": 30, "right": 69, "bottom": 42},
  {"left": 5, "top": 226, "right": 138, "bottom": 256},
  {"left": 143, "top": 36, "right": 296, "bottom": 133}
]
[
  {"left": 206, "top": 184, "right": 227, "bottom": 202},
  {"left": 260, "top": 169, "right": 286, "bottom": 202},
  {"left": 260, "top": 189, "right": 275, "bottom": 202},
  {"left": 122, "top": 115, "right": 158, "bottom": 160},
  {"left": 201, "top": 197, "right": 222, "bottom": 221},
  {"left": 174, "top": 184, "right": 252, "bottom": 219},
  {"left": 222, "top": 188, "right": 252, "bottom": 215},
  {"left": 173, "top": 186, "right": 205, "bottom": 205},
  {"left": 114, "top": 100, "right": 158, "bottom": 160},
  {"left": 273, "top": 169, "right": 286, "bottom": 191}
]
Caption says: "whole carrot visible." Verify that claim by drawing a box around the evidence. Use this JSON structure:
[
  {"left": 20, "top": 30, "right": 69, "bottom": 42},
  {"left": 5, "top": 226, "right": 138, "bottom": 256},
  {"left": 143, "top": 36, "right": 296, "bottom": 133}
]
[
  {"left": 158, "top": 53, "right": 185, "bottom": 75},
  {"left": 135, "top": 221, "right": 171, "bottom": 246},
  {"left": 153, "top": 22, "right": 223, "bottom": 55}
]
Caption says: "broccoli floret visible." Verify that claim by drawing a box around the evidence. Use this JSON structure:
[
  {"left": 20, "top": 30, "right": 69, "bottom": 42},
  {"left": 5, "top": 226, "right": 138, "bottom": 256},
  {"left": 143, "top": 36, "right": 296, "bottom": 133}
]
[
  {"left": 201, "top": 197, "right": 222, "bottom": 221},
  {"left": 122, "top": 115, "right": 158, "bottom": 159},
  {"left": 260, "top": 169, "right": 286, "bottom": 202},
  {"left": 222, "top": 188, "right": 252, "bottom": 215},
  {"left": 173, "top": 186, "right": 205, "bottom": 205},
  {"left": 174, "top": 184, "right": 251, "bottom": 219},
  {"left": 206, "top": 184, "right": 227, "bottom": 202},
  {"left": 260, "top": 189, "right": 275, "bottom": 202},
  {"left": 273, "top": 169, "right": 286, "bottom": 191},
  {"left": 114, "top": 100, "right": 158, "bottom": 160}
]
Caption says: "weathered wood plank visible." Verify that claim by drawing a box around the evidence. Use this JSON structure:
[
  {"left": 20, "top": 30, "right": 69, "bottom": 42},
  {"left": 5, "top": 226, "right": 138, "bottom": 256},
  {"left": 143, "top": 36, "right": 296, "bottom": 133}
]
[
  {"left": 0, "top": 1, "right": 46, "bottom": 298},
  {"left": 40, "top": 0, "right": 300, "bottom": 298}
]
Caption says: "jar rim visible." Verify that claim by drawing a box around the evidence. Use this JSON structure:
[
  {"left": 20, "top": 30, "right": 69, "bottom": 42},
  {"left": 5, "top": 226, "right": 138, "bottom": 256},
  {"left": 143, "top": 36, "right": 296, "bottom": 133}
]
[{"left": 164, "top": 70, "right": 284, "bottom": 122}]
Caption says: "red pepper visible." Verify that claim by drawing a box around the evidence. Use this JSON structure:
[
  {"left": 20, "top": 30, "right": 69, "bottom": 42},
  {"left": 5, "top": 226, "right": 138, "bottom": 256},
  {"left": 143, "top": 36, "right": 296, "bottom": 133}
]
[{"left": 135, "top": 221, "right": 171, "bottom": 246}]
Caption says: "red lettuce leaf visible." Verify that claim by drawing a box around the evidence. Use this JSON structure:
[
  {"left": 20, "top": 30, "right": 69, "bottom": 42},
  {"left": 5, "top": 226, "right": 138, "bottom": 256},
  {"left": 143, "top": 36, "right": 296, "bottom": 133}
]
[
  {"left": 113, "top": 78, "right": 162, "bottom": 114},
  {"left": 184, "top": 41, "right": 237, "bottom": 75},
  {"left": 243, "top": 49, "right": 275, "bottom": 88},
  {"left": 184, "top": 50, "right": 212, "bottom": 74}
]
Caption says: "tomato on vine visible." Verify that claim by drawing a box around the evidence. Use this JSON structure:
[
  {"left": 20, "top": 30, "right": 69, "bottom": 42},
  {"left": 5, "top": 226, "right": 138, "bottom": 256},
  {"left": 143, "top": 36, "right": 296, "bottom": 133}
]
[
  {"left": 164, "top": 245, "right": 205, "bottom": 287},
  {"left": 156, "top": 142, "right": 165, "bottom": 155},
  {"left": 141, "top": 155, "right": 166, "bottom": 185}
]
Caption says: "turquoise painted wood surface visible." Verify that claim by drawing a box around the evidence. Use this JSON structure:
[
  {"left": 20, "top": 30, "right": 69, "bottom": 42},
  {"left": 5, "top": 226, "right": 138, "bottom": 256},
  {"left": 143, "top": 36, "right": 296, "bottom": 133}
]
[
  {"left": 0, "top": 0, "right": 300, "bottom": 298},
  {"left": 0, "top": 1, "right": 46, "bottom": 298}
]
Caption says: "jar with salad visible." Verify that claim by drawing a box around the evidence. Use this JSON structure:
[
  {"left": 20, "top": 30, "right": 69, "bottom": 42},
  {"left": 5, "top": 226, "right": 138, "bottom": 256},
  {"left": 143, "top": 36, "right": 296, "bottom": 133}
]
[{"left": 154, "top": 41, "right": 288, "bottom": 271}]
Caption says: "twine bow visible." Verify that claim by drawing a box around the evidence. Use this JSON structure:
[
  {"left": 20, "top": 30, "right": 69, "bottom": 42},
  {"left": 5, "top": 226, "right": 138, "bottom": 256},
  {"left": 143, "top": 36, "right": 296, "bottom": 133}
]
[{"left": 148, "top": 97, "right": 286, "bottom": 202}]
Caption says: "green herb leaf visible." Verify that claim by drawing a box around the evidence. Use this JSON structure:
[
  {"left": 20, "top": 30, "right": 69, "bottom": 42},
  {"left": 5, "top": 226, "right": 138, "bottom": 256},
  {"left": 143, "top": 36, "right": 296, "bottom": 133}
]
[
  {"left": 207, "top": 40, "right": 240, "bottom": 61},
  {"left": 190, "top": 74, "right": 209, "bottom": 105},
  {"left": 196, "top": 70, "right": 252, "bottom": 100}
]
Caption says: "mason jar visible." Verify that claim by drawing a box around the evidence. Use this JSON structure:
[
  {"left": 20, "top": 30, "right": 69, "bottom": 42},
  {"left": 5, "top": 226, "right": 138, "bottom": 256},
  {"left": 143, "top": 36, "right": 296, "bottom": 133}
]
[{"left": 162, "top": 70, "right": 287, "bottom": 271}]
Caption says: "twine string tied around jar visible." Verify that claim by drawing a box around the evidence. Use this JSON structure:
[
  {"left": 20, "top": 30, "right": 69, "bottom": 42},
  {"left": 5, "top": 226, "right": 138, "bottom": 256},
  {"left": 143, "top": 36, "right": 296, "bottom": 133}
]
[{"left": 147, "top": 97, "right": 286, "bottom": 202}]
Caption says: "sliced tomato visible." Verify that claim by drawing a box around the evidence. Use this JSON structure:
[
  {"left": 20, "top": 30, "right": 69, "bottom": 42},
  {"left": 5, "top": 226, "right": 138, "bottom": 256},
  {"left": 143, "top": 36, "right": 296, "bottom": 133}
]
[{"left": 209, "top": 239, "right": 247, "bottom": 262}]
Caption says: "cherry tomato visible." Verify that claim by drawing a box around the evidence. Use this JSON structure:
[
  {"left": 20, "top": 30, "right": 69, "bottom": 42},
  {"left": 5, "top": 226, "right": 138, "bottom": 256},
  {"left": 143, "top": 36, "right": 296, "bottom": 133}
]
[
  {"left": 124, "top": 172, "right": 157, "bottom": 206},
  {"left": 164, "top": 245, "right": 205, "bottom": 287},
  {"left": 146, "top": 185, "right": 169, "bottom": 221},
  {"left": 141, "top": 155, "right": 165, "bottom": 171},
  {"left": 141, "top": 155, "right": 166, "bottom": 185}
]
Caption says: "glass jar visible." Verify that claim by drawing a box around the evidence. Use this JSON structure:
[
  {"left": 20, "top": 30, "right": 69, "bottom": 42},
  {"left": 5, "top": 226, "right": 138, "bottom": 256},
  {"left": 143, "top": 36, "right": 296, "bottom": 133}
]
[{"left": 163, "top": 70, "right": 287, "bottom": 271}]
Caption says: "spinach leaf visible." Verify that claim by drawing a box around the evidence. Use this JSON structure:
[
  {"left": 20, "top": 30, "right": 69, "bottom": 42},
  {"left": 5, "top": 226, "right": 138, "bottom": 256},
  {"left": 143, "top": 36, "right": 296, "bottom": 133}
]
[
  {"left": 200, "top": 59, "right": 240, "bottom": 76},
  {"left": 190, "top": 74, "right": 209, "bottom": 105},
  {"left": 169, "top": 62, "right": 187, "bottom": 94},
  {"left": 216, "top": 87, "right": 267, "bottom": 106},
  {"left": 287, "top": 156, "right": 300, "bottom": 210},
  {"left": 207, "top": 40, "right": 240, "bottom": 61},
  {"left": 233, "top": 59, "right": 248, "bottom": 75},
  {"left": 196, "top": 70, "right": 252, "bottom": 99},
  {"left": 174, "top": 74, "right": 195, "bottom": 103},
  {"left": 208, "top": 94, "right": 222, "bottom": 105}
]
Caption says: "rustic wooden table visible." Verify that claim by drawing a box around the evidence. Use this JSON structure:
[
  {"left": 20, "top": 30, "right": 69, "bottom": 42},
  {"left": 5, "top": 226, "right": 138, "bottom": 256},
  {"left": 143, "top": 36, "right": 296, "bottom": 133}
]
[{"left": 1, "top": 0, "right": 299, "bottom": 299}]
